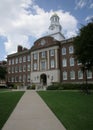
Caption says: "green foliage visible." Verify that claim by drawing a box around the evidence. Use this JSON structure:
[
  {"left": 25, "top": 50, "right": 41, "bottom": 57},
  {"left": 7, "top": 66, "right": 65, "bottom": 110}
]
[
  {"left": 38, "top": 91, "right": 93, "bottom": 130},
  {"left": 0, "top": 66, "right": 7, "bottom": 80},
  {"left": 27, "top": 84, "right": 36, "bottom": 90},
  {"left": 47, "top": 83, "right": 93, "bottom": 90},
  {"left": 74, "top": 22, "right": 93, "bottom": 67},
  {"left": 0, "top": 91, "right": 25, "bottom": 129}
]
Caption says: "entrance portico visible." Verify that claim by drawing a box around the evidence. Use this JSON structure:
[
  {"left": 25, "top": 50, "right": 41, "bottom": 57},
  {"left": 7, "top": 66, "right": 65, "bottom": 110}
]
[{"left": 40, "top": 73, "right": 47, "bottom": 85}]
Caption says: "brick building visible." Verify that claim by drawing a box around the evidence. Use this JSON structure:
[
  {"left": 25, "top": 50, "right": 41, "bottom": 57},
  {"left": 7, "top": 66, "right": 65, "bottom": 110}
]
[{"left": 7, "top": 14, "right": 93, "bottom": 88}]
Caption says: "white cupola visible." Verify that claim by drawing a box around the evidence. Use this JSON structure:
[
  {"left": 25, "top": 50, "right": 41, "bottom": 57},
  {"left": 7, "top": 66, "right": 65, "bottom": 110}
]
[{"left": 48, "top": 13, "right": 65, "bottom": 41}]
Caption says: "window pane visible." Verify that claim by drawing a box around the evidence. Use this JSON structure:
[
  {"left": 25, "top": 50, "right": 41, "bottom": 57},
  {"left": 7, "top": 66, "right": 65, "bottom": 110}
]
[
  {"left": 62, "top": 47, "right": 66, "bottom": 55},
  {"left": 63, "top": 71, "right": 67, "bottom": 80},
  {"left": 70, "top": 70, "right": 75, "bottom": 80},
  {"left": 78, "top": 70, "right": 83, "bottom": 79},
  {"left": 50, "top": 49, "right": 54, "bottom": 56},
  {"left": 69, "top": 46, "right": 74, "bottom": 54},
  {"left": 62, "top": 58, "right": 67, "bottom": 67},
  {"left": 70, "top": 57, "right": 74, "bottom": 66},
  {"left": 51, "top": 59, "right": 55, "bottom": 68}
]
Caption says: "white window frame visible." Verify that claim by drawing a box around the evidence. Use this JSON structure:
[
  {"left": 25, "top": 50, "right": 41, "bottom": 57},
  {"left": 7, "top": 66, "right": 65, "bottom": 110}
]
[
  {"left": 63, "top": 71, "right": 67, "bottom": 80},
  {"left": 69, "top": 46, "right": 74, "bottom": 54},
  {"left": 15, "top": 58, "right": 18, "bottom": 64},
  {"left": 51, "top": 59, "right": 55, "bottom": 68},
  {"left": 34, "top": 63, "right": 37, "bottom": 70},
  {"left": 70, "top": 57, "right": 74, "bottom": 66},
  {"left": 19, "top": 57, "right": 22, "bottom": 63},
  {"left": 87, "top": 70, "right": 92, "bottom": 79},
  {"left": 23, "top": 65, "right": 26, "bottom": 72},
  {"left": 27, "top": 64, "right": 30, "bottom": 71},
  {"left": 41, "top": 51, "right": 46, "bottom": 58},
  {"left": 33, "top": 53, "right": 38, "bottom": 60},
  {"left": 23, "top": 56, "right": 26, "bottom": 62},
  {"left": 62, "top": 58, "right": 67, "bottom": 67},
  {"left": 62, "top": 47, "right": 66, "bottom": 55},
  {"left": 78, "top": 70, "right": 83, "bottom": 79},
  {"left": 12, "top": 59, "right": 14, "bottom": 64},
  {"left": 41, "top": 60, "right": 46, "bottom": 70},
  {"left": 50, "top": 49, "right": 55, "bottom": 56},
  {"left": 70, "top": 70, "right": 75, "bottom": 80},
  {"left": 27, "top": 55, "right": 30, "bottom": 61}
]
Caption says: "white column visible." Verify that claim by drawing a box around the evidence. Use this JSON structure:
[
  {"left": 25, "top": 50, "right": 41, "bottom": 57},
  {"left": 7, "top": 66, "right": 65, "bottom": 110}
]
[
  {"left": 37, "top": 52, "right": 39, "bottom": 71},
  {"left": 47, "top": 50, "right": 50, "bottom": 69},
  {"left": 55, "top": 49, "right": 58, "bottom": 69}
]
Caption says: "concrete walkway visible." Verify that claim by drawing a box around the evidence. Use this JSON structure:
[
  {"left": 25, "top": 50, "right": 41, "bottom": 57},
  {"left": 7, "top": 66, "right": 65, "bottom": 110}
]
[{"left": 2, "top": 90, "right": 66, "bottom": 130}]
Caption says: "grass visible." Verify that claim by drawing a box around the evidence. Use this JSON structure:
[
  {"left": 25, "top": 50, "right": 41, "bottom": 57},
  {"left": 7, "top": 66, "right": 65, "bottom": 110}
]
[
  {"left": 0, "top": 91, "right": 25, "bottom": 129},
  {"left": 38, "top": 91, "right": 93, "bottom": 130}
]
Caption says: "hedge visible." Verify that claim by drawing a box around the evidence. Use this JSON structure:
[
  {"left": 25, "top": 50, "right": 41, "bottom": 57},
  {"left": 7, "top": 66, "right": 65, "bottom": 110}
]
[{"left": 47, "top": 83, "right": 93, "bottom": 90}]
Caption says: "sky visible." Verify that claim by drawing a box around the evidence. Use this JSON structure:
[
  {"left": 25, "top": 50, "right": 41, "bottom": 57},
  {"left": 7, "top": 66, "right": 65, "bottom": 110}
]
[{"left": 0, "top": 0, "right": 93, "bottom": 61}]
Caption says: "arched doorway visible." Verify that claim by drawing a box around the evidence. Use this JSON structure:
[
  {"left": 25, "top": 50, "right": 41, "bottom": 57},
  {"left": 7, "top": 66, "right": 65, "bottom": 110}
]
[{"left": 40, "top": 74, "right": 47, "bottom": 85}]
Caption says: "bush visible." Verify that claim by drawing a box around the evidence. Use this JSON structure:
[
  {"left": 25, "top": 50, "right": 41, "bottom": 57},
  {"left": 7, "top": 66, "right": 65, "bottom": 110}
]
[
  {"left": 27, "top": 84, "right": 36, "bottom": 90},
  {"left": 47, "top": 83, "right": 93, "bottom": 90}
]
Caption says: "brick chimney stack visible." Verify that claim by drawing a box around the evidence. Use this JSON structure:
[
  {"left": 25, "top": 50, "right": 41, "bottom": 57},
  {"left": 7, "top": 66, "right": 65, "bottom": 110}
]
[{"left": 17, "top": 45, "right": 23, "bottom": 52}]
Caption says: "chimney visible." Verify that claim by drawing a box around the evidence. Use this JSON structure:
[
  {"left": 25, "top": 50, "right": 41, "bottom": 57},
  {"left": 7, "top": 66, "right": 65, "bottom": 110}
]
[{"left": 18, "top": 45, "right": 23, "bottom": 52}]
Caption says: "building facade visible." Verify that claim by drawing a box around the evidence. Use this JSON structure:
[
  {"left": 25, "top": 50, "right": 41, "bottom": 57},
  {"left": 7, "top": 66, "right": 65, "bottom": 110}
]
[{"left": 7, "top": 14, "right": 93, "bottom": 88}]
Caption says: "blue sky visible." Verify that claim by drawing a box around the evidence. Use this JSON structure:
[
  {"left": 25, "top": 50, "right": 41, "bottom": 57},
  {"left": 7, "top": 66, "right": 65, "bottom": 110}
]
[{"left": 0, "top": 0, "right": 93, "bottom": 61}]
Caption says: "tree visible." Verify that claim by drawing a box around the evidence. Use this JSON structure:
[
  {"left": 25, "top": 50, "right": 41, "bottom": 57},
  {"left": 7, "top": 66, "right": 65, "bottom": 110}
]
[
  {"left": 0, "top": 66, "right": 7, "bottom": 80},
  {"left": 73, "top": 21, "right": 93, "bottom": 93}
]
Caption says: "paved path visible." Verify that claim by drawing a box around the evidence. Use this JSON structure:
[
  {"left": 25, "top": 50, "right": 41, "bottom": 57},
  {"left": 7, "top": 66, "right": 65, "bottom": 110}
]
[{"left": 2, "top": 90, "right": 66, "bottom": 130}]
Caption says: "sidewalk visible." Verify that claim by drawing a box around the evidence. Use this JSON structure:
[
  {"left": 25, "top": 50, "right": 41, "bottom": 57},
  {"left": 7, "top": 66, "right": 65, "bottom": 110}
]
[{"left": 2, "top": 90, "right": 66, "bottom": 130}]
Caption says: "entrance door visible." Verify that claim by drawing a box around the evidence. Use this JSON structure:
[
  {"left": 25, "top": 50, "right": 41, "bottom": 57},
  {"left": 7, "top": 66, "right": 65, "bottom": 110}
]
[{"left": 40, "top": 74, "right": 47, "bottom": 85}]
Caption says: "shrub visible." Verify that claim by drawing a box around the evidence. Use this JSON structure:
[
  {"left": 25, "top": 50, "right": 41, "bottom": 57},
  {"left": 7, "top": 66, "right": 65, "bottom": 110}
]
[{"left": 47, "top": 83, "right": 93, "bottom": 90}]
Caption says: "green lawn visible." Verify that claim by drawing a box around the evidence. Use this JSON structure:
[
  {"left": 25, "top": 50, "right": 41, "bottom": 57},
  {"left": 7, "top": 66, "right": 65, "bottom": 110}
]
[
  {"left": 38, "top": 91, "right": 93, "bottom": 130},
  {"left": 0, "top": 91, "right": 25, "bottom": 129}
]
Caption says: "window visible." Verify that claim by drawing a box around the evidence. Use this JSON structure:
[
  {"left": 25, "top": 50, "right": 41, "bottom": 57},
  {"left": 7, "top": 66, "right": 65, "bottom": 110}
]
[
  {"left": 50, "top": 49, "right": 54, "bottom": 56},
  {"left": 8, "top": 67, "right": 11, "bottom": 73},
  {"left": 78, "top": 70, "right": 83, "bottom": 79},
  {"left": 27, "top": 64, "right": 30, "bottom": 71},
  {"left": 12, "top": 77, "right": 15, "bottom": 82},
  {"left": 19, "top": 75, "right": 22, "bottom": 82},
  {"left": 70, "top": 57, "right": 74, "bottom": 66},
  {"left": 19, "top": 57, "right": 22, "bottom": 63},
  {"left": 62, "top": 47, "right": 66, "bottom": 55},
  {"left": 9, "top": 60, "right": 11, "bottom": 65},
  {"left": 23, "top": 65, "right": 26, "bottom": 72},
  {"left": 69, "top": 46, "right": 74, "bottom": 54},
  {"left": 15, "top": 66, "right": 18, "bottom": 72},
  {"left": 77, "top": 60, "right": 82, "bottom": 65},
  {"left": 51, "top": 59, "right": 55, "bottom": 68},
  {"left": 62, "top": 58, "right": 67, "bottom": 67},
  {"left": 12, "top": 59, "right": 14, "bottom": 64},
  {"left": 41, "top": 51, "right": 46, "bottom": 58},
  {"left": 19, "top": 65, "right": 22, "bottom": 72},
  {"left": 23, "top": 56, "right": 26, "bottom": 62},
  {"left": 34, "top": 63, "right": 37, "bottom": 70},
  {"left": 15, "top": 76, "right": 19, "bottom": 82},
  {"left": 12, "top": 67, "right": 14, "bottom": 73},
  {"left": 15, "top": 58, "right": 18, "bottom": 64},
  {"left": 23, "top": 75, "right": 26, "bottom": 82},
  {"left": 27, "top": 55, "right": 30, "bottom": 61},
  {"left": 33, "top": 53, "right": 37, "bottom": 60},
  {"left": 70, "top": 70, "right": 75, "bottom": 80},
  {"left": 87, "top": 70, "right": 92, "bottom": 79},
  {"left": 27, "top": 74, "right": 30, "bottom": 82},
  {"left": 63, "top": 71, "right": 67, "bottom": 80},
  {"left": 41, "top": 61, "right": 46, "bottom": 70}
]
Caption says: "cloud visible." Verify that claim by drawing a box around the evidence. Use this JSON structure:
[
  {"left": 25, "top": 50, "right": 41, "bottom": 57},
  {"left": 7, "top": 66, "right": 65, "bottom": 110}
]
[
  {"left": 0, "top": 0, "right": 78, "bottom": 57},
  {"left": 85, "top": 15, "right": 93, "bottom": 22},
  {"left": 90, "top": 3, "right": 93, "bottom": 8},
  {"left": 75, "top": 0, "right": 93, "bottom": 9}
]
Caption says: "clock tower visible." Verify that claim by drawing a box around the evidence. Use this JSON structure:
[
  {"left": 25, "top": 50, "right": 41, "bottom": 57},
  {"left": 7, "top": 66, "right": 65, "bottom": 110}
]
[{"left": 48, "top": 13, "right": 65, "bottom": 41}]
